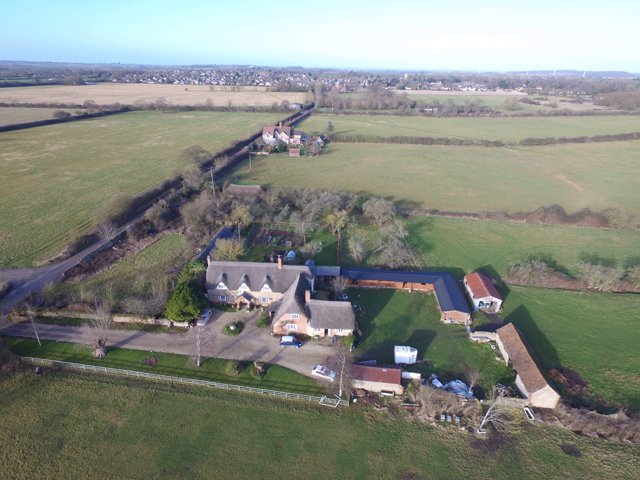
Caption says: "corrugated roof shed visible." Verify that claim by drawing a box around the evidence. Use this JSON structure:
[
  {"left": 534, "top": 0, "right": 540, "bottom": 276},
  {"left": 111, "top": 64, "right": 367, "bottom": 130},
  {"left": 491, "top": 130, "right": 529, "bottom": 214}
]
[
  {"left": 497, "top": 323, "right": 549, "bottom": 394},
  {"left": 352, "top": 364, "right": 402, "bottom": 385},
  {"left": 341, "top": 268, "right": 470, "bottom": 314}
]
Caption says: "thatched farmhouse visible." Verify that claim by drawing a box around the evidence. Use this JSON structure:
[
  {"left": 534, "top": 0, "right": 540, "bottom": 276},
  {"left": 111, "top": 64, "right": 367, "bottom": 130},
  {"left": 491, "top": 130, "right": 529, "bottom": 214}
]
[
  {"left": 206, "top": 259, "right": 355, "bottom": 337},
  {"left": 496, "top": 323, "right": 560, "bottom": 409},
  {"left": 463, "top": 272, "right": 503, "bottom": 312},
  {"left": 341, "top": 268, "right": 472, "bottom": 324}
]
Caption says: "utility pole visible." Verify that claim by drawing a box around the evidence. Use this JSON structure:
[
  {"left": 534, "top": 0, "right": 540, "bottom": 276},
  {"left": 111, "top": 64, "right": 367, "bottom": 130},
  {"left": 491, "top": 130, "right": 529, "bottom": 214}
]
[
  {"left": 25, "top": 304, "right": 41, "bottom": 347},
  {"left": 210, "top": 167, "right": 215, "bottom": 197}
]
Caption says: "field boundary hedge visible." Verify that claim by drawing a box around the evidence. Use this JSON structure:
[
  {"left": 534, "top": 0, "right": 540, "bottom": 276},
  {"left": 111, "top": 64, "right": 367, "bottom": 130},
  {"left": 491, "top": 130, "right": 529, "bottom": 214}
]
[{"left": 330, "top": 131, "right": 640, "bottom": 147}]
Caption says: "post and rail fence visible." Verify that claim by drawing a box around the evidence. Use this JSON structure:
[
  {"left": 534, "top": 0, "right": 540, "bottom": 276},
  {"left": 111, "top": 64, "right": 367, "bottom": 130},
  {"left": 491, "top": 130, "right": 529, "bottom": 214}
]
[{"left": 20, "top": 356, "right": 349, "bottom": 407}]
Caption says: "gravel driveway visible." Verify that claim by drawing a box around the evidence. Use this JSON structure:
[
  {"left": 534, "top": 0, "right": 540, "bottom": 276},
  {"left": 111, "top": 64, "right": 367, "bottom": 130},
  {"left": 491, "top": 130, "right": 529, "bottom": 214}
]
[{"left": 1, "top": 309, "right": 336, "bottom": 378}]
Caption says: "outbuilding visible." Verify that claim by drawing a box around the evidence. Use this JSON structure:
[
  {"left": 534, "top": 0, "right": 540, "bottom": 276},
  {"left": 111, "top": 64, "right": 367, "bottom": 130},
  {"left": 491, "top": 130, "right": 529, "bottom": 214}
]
[
  {"left": 496, "top": 323, "right": 560, "bottom": 409},
  {"left": 463, "top": 272, "right": 503, "bottom": 312},
  {"left": 351, "top": 364, "right": 404, "bottom": 396}
]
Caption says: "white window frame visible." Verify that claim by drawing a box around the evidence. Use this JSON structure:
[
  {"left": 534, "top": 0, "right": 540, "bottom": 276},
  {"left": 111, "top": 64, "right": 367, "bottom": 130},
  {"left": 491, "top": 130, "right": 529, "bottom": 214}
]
[
  {"left": 286, "top": 324, "right": 298, "bottom": 331},
  {"left": 239, "top": 282, "right": 250, "bottom": 292},
  {"left": 291, "top": 313, "right": 300, "bottom": 320},
  {"left": 217, "top": 295, "right": 228, "bottom": 302},
  {"left": 216, "top": 282, "right": 227, "bottom": 290},
  {"left": 260, "top": 296, "right": 270, "bottom": 304},
  {"left": 261, "top": 284, "right": 272, "bottom": 292}
]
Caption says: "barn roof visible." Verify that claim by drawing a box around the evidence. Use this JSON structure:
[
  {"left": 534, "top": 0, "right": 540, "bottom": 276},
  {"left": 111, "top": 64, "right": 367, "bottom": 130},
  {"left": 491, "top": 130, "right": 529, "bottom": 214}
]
[
  {"left": 341, "top": 267, "right": 470, "bottom": 314},
  {"left": 496, "top": 323, "right": 550, "bottom": 394},
  {"left": 351, "top": 364, "right": 402, "bottom": 385},
  {"left": 464, "top": 272, "right": 502, "bottom": 300}
]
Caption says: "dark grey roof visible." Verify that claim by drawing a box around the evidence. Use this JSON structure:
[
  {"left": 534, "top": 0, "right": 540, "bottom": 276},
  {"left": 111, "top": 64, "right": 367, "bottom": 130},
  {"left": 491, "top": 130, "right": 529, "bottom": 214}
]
[
  {"left": 341, "top": 267, "right": 470, "bottom": 314},
  {"left": 315, "top": 265, "right": 341, "bottom": 277},
  {"left": 206, "top": 261, "right": 313, "bottom": 293},
  {"left": 308, "top": 300, "right": 355, "bottom": 330}
]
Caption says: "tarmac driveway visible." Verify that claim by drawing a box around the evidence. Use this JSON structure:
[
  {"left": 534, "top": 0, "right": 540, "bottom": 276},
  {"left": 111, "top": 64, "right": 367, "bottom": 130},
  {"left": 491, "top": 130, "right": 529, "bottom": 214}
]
[{"left": 1, "top": 309, "right": 337, "bottom": 378}]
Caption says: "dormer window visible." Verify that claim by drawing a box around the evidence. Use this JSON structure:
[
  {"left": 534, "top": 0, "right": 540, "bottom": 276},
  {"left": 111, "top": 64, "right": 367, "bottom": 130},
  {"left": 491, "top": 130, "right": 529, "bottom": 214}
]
[
  {"left": 239, "top": 282, "right": 250, "bottom": 292},
  {"left": 291, "top": 314, "right": 300, "bottom": 320},
  {"left": 216, "top": 282, "right": 227, "bottom": 290},
  {"left": 261, "top": 283, "right": 271, "bottom": 292}
]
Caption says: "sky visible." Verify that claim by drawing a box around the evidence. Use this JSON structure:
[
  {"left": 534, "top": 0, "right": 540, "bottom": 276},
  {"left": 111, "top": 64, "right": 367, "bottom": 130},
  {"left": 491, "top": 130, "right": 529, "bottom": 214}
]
[{"left": 2, "top": 0, "right": 640, "bottom": 72}]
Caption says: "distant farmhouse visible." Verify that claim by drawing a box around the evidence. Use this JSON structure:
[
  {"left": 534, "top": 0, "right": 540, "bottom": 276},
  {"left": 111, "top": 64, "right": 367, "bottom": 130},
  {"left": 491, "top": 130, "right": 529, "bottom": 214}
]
[
  {"left": 206, "top": 259, "right": 355, "bottom": 338},
  {"left": 496, "top": 323, "right": 560, "bottom": 409},
  {"left": 341, "top": 268, "right": 472, "bottom": 324},
  {"left": 463, "top": 272, "right": 503, "bottom": 313},
  {"left": 262, "top": 122, "right": 301, "bottom": 146}
]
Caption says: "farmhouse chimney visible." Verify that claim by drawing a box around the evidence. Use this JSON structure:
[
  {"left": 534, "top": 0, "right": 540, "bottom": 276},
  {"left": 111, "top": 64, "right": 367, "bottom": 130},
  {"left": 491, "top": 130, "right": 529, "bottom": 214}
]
[
  {"left": 277, "top": 255, "right": 282, "bottom": 269},
  {"left": 207, "top": 255, "right": 212, "bottom": 267},
  {"left": 305, "top": 289, "right": 311, "bottom": 305},
  {"left": 279, "top": 121, "right": 283, "bottom": 128}
]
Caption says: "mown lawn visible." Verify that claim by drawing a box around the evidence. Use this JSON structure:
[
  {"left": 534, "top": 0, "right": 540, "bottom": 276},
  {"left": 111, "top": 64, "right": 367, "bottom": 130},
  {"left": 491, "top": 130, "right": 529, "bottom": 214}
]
[
  {"left": 228, "top": 141, "right": 640, "bottom": 215},
  {"left": 500, "top": 286, "right": 640, "bottom": 411},
  {"left": 403, "top": 216, "right": 640, "bottom": 278},
  {"left": 4, "top": 336, "right": 322, "bottom": 395},
  {"left": 0, "top": 110, "right": 280, "bottom": 267},
  {"left": 351, "top": 288, "right": 514, "bottom": 390},
  {"left": 298, "top": 114, "right": 640, "bottom": 142},
  {"left": 0, "top": 370, "right": 638, "bottom": 479}
]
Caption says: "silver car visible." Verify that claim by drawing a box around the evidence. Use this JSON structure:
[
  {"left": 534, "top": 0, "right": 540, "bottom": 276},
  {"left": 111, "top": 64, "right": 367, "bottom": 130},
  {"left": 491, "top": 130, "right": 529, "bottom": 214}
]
[{"left": 312, "top": 364, "right": 336, "bottom": 382}]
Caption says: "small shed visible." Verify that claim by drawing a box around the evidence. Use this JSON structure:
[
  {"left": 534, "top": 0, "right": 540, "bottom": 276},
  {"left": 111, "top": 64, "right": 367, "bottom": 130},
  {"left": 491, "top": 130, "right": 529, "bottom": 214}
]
[
  {"left": 351, "top": 364, "right": 404, "bottom": 395},
  {"left": 463, "top": 272, "right": 503, "bottom": 312},
  {"left": 394, "top": 346, "right": 418, "bottom": 365}
]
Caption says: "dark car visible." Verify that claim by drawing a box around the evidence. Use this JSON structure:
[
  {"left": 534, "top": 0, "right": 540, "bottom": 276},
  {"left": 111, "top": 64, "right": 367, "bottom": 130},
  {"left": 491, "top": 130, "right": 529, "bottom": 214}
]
[{"left": 279, "top": 335, "right": 302, "bottom": 348}]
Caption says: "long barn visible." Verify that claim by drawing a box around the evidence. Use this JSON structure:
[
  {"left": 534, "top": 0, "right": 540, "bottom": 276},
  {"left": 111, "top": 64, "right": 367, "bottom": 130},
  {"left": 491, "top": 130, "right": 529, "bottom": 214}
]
[{"left": 341, "top": 268, "right": 472, "bottom": 324}]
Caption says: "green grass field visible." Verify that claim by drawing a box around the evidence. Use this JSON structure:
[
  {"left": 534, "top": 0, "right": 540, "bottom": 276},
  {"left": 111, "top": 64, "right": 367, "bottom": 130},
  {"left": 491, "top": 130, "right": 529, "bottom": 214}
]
[
  {"left": 351, "top": 288, "right": 514, "bottom": 389},
  {"left": 3, "top": 337, "right": 322, "bottom": 395},
  {"left": 500, "top": 287, "right": 640, "bottom": 411},
  {"left": 0, "top": 107, "right": 77, "bottom": 126},
  {"left": 0, "top": 110, "right": 280, "bottom": 267},
  {"left": 298, "top": 114, "right": 640, "bottom": 142},
  {"left": 229, "top": 142, "right": 640, "bottom": 214},
  {"left": 402, "top": 216, "right": 640, "bottom": 278},
  {"left": 1, "top": 371, "right": 638, "bottom": 479}
]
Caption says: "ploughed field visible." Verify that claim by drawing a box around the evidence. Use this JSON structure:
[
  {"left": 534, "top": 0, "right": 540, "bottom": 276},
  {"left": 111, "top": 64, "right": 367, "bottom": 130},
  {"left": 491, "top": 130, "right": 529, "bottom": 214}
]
[
  {"left": 230, "top": 141, "right": 640, "bottom": 215},
  {"left": 0, "top": 84, "right": 307, "bottom": 107},
  {"left": 0, "top": 110, "right": 280, "bottom": 267},
  {"left": 298, "top": 113, "right": 640, "bottom": 142},
  {"left": 0, "top": 370, "right": 638, "bottom": 479}
]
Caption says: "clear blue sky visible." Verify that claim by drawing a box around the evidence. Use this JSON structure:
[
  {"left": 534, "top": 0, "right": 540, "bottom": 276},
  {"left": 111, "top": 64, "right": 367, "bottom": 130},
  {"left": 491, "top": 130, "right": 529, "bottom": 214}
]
[{"left": 2, "top": 0, "right": 639, "bottom": 71}]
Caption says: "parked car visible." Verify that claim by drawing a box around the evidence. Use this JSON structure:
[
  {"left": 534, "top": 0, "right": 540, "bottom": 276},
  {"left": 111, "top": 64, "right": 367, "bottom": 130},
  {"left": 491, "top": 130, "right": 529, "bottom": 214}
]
[
  {"left": 196, "top": 308, "right": 213, "bottom": 327},
  {"left": 311, "top": 364, "right": 336, "bottom": 382},
  {"left": 279, "top": 335, "right": 302, "bottom": 348}
]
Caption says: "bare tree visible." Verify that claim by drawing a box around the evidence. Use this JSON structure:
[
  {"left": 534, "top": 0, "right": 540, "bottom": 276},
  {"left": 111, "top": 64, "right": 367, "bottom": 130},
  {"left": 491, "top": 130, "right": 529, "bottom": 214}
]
[
  {"left": 362, "top": 197, "right": 395, "bottom": 226},
  {"left": 332, "top": 276, "right": 349, "bottom": 298},
  {"left": 182, "top": 164, "right": 204, "bottom": 191},
  {"left": 82, "top": 303, "right": 113, "bottom": 358},
  {"left": 230, "top": 205, "right": 252, "bottom": 236},
  {"left": 326, "top": 338, "right": 352, "bottom": 398},
  {"left": 193, "top": 323, "right": 213, "bottom": 367},
  {"left": 300, "top": 240, "right": 323, "bottom": 260},
  {"left": 478, "top": 387, "right": 520, "bottom": 433},
  {"left": 348, "top": 233, "right": 367, "bottom": 264},
  {"left": 97, "top": 221, "right": 118, "bottom": 242}
]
